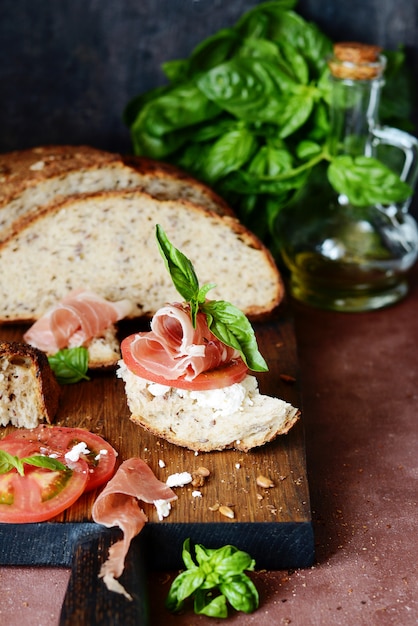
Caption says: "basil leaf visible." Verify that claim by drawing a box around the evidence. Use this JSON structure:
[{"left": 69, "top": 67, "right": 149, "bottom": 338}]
[
  {"left": 198, "top": 125, "right": 258, "bottom": 184},
  {"left": 0, "top": 450, "right": 20, "bottom": 475},
  {"left": 194, "top": 590, "right": 228, "bottom": 617},
  {"left": 220, "top": 574, "right": 260, "bottom": 613},
  {"left": 201, "top": 300, "right": 268, "bottom": 372},
  {"left": 48, "top": 347, "right": 90, "bottom": 384},
  {"left": 165, "top": 568, "right": 206, "bottom": 613},
  {"left": 155, "top": 224, "right": 201, "bottom": 305},
  {"left": 327, "top": 155, "right": 412, "bottom": 206},
  {"left": 21, "top": 455, "right": 67, "bottom": 472},
  {"left": 166, "top": 539, "right": 259, "bottom": 617},
  {"left": 125, "top": 1, "right": 411, "bottom": 253},
  {"left": 0, "top": 450, "right": 67, "bottom": 476},
  {"left": 216, "top": 549, "right": 256, "bottom": 576}
]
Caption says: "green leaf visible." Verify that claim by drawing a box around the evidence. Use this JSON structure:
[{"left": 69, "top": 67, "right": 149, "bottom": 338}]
[
  {"left": 200, "top": 300, "right": 268, "bottom": 372},
  {"left": 166, "top": 539, "right": 259, "bottom": 617},
  {"left": 327, "top": 155, "right": 413, "bottom": 206},
  {"left": 0, "top": 450, "right": 67, "bottom": 476},
  {"left": 197, "top": 57, "right": 290, "bottom": 123},
  {"left": 165, "top": 569, "right": 205, "bottom": 612},
  {"left": 199, "top": 125, "right": 258, "bottom": 183},
  {"left": 216, "top": 549, "right": 256, "bottom": 576},
  {"left": 0, "top": 450, "right": 20, "bottom": 475},
  {"left": 220, "top": 574, "right": 259, "bottom": 613},
  {"left": 48, "top": 347, "right": 90, "bottom": 384},
  {"left": 21, "top": 455, "right": 66, "bottom": 472},
  {"left": 194, "top": 590, "right": 228, "bottom": 617},
  {"left": 155, "top": 224, "right": 201, "bottom": 305}
]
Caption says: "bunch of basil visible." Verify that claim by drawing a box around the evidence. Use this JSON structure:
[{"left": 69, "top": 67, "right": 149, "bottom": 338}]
[{"left": 124, "top": 0, "right": 413, "bottom": 250}]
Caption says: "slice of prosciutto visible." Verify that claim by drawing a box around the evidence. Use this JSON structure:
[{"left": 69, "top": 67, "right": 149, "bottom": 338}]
[
  {"left": 23, "top": 289, "right": 134, "bottom": 354},
  {"left": 92, "top": 458, "right": 177, "bottom": 599},
  {"left": 126, "top": 303, "right": 240, "bottom": 381}
]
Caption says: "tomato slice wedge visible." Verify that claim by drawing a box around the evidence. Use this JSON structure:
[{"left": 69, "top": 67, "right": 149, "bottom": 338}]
[
  {"left": 1, "top": 426, "right": 117, "bottom": 492},
  {"left": 121, "top": 335, "right": 249, "bottom": 391},
  {"left": 0, "top": 440, "right": 88, "bottom": 523}
]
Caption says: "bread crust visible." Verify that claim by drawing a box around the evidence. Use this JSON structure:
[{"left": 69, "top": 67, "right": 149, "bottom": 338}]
[{"left": 0, "top": 341, "right": 61, "bottom": 428}]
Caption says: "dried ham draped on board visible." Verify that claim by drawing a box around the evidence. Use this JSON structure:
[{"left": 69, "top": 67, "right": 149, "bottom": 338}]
[
  {"left": 23, "top": 289, "right": 134, "bottom": 353},
  {"left": 92, "top": 457, "right": 177, "bottom": 599},
  {"left": 127, "top": 303, "right": 240, "bottom": 381}
]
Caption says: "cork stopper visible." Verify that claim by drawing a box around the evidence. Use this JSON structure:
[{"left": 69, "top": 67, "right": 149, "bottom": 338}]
[{"left": 328, "top": 42, "right": 385, "bottom": 80}]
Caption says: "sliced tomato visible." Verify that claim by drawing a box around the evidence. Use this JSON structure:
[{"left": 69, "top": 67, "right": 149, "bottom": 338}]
[
  {"left": 121, "top": 334, "right": 249, "bottom": 391},
  {"left": 1, "top": 426, "right": 117, "bottom": 492},
  {"left": 0, "top": 441, "right": 88, "bottom": 523}
]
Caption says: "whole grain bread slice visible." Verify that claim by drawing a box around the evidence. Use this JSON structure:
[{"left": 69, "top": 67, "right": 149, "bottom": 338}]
[
  {"left": 0, "top": 145, "right": 233, "bottom": 242},
  {"left": 0, "top": 189, "right": 283, "bottom": 322}
]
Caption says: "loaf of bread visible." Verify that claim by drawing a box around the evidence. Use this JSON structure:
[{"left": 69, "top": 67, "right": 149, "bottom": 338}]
[
  {"left": 0, "top": 189, "right": 283, "bottom": 322},
  {"left": 0, "top": 341, "right": 60, "bottom": 428},
  {"left": 0, "top": 145, "right": 233, "bottom": 242},
  {"left": 117, "top": 361, "right": 299, "bottom": 452}
]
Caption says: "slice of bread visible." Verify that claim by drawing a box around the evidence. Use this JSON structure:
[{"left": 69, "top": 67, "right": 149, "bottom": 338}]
[
  {"left": 0, "top": 341, "right": 60, "bottom": 428},
  {"left": 0, "top": 189, "right": 283, "bottom": 323},
  {"left": 117, "top": 362, "right": 299, "bottom": 452},
  {"left": 0, "top": 145, "right": 233, "bottom": 242}
]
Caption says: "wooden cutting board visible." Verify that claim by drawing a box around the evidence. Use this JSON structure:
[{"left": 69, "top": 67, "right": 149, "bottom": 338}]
[{"left": 0, "top": 302, "right": 314, "bottom": 571}]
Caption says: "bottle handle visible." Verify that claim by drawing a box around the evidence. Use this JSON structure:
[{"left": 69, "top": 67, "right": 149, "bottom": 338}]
[{"left": 368, "top": 126, "right": 418, "bottom": 189}]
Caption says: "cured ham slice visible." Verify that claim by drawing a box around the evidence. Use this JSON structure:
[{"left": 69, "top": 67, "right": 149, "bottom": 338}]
[
  {"left": 23, "top": 290, "right": 134, "bottom": 354},
  {"left": 92, "top": 458, "right": 177, "bottom": 599},
  {"left": 127, "top": 303, "right": 240, "bottom": 381}
]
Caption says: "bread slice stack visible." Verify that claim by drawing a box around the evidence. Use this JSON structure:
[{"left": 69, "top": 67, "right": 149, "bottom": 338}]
[
  {"left": 0, "top": 145, "right": 233, "bottom": 243},
  {"left": 0, "top": 341, "right": 60, "bottom": 428},
  {"left": 0, "top": 146, "right": 283, "bottom": 323}
]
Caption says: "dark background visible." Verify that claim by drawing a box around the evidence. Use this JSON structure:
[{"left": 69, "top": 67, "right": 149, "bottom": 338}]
[{"left": 1, "top": 0, "right": 417, "bottom": 212}]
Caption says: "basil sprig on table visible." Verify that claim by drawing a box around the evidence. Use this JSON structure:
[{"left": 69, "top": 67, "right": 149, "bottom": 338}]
[
  {"left": 156, "top": 224, "right": 268, "bottom": 372},
  {"left": 166, "top": 538, "right": 259, "bottom": 618},
  {"left": 0, "top": 449, "right": 66, "bottom": 476},
  {"left": 48, "top": 347, "right": 90, "bottom": 384},
  {"left": 125, "top": 0, "right": 413, "bottom": 246}
]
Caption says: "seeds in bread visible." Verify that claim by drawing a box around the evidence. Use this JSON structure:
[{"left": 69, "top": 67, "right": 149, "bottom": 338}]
[
  {"left": 0, "top": 189, "right": 283, "bottom": 322},
  {"left": 0, "top": 341, "right": 60, "bottom": 428},
  {"left": 0, "top": 145, "right": 233, "bottom": 242},
  {"left": 117, "top": 362, "right": 299, "bottom": 452}
]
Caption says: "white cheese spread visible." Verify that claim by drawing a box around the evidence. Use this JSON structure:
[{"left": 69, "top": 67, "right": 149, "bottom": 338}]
[{"left": 143, "top": 375, "right": 258, "bottom": 418}]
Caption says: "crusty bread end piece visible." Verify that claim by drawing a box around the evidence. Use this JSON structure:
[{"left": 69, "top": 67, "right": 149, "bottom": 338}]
[
  {"left": 117, "top": 362, "right": 299, "bottom": 452},
  {"left": 0, "top": 341, "right": 61, "bottom": 428}
]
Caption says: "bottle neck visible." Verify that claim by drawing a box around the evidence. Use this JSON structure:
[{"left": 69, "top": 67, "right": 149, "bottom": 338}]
[{"left": 328, "top": 75, "right": 384, "bottom": 157}]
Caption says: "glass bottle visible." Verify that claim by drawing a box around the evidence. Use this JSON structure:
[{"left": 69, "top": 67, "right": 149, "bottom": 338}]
[{"left": 276, "top": 42, "right": 418, "bottom": 312}]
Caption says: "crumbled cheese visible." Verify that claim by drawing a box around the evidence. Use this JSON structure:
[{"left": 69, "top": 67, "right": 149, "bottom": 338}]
[
  {"left": 235, "top": 463, "right": 241, "bottom": 469},
  {"left": 192, "top": 490, "right": 202, "bottom": 498},
  {"left": 138, "top": 368, "right": 258, "bottom": 418},
  {"left": 158, "top": 459, "right": 166, "bottom": 468},
  {"left": 148, "top": 382, "right": 170, "bottom": 396},
  {"left": 65, "top": 441, "right": 90, "bottom": 462},
  {"left": 166, "top": 472, "right": 193, "bottom": 488},
  {"left": 176, "top": 377, "right": 257, "bottom": 417},
  {"left": 153, "top": 499, "right": 172, "bottom": 520},
  {"left": 94, "top": 448, "right": 109, "bottom": 461},
  {"left": 29, "top": 160, "right": 45, "bottom": 171}
]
